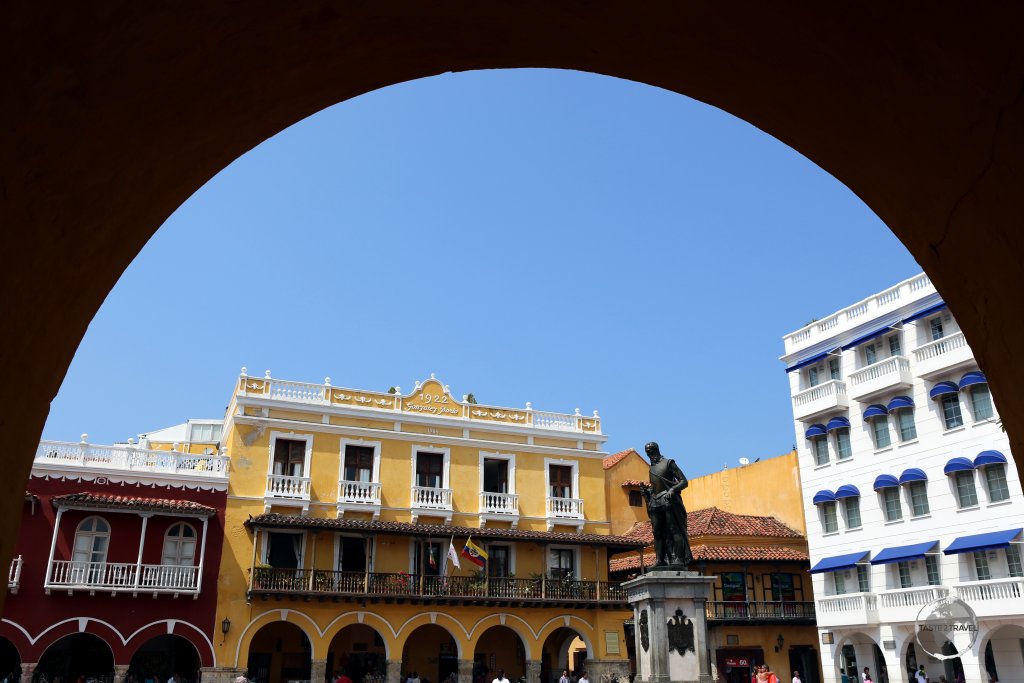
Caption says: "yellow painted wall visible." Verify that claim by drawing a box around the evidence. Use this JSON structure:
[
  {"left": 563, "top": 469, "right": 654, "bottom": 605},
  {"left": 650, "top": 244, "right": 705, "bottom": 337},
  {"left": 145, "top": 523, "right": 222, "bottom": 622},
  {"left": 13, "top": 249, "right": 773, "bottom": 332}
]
[
  {"left": 603, "top": 450, "right": 651, "bottom": 536},
  {"left": 680, "top": 451, "right": 805, "bottom": 534}
]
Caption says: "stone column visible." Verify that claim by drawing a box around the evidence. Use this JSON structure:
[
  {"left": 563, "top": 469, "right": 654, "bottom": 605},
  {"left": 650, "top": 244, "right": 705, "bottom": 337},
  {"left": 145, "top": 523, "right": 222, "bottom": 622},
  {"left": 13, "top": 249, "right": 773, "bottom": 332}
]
[
  {"left": 386, "top": 660, "right": 403, "bottom": 683},
  {"left": 113, "top": 665, "right": 130, "bottom": 683},
  {"left": 526, "top": 660, "right": 542, "bottom": 683},
  {"left": 956, "top": 652, "right": 985, "bottom": 683},
  {"left": 311, "top": 658, "right": 328, "bottom": 683},
  {"left": 457, "top": 659, "right": 473, "bottom": 683},
  {"left": 692, "top": 597, "right": 712, "bottom": 683},
  {"left": 20, "top": 663, "right": 35, "bottom": 683}
]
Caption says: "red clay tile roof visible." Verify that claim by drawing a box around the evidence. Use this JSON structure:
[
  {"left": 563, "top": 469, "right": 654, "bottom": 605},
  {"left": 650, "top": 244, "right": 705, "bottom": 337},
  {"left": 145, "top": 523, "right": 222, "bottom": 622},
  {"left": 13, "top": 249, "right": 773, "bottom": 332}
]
[
  {"left": 624, "top": 507, "right": 802, "bottom": 543},
  {"left": 52, "top": 492, "right": 217, "bottom": 517},
  {"left": 249, "top": 513, "right": 645, "bottom": 549},
  {"left": 603, "top": 448, "right": 641, "bottom": 470},
  {"left": 609, "top": 545, "right": 809, "bottom": 572},
  {"left": 620, "top": 479, "right": 650, "bottom": 488}
]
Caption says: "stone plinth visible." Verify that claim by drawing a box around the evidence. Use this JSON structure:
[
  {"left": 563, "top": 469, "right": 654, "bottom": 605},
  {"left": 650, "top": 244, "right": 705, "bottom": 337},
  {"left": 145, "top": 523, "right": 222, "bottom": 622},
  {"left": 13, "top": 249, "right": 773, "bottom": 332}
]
[{"left": 623, "top": 570, "right": 716, "bottom": 683}]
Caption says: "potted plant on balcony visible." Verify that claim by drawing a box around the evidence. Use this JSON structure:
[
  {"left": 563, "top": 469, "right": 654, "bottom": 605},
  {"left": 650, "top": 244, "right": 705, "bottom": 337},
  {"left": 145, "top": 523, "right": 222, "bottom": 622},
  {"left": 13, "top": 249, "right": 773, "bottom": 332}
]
[{"left": 251, "top": 563, "right": 272, "bottom": 590}]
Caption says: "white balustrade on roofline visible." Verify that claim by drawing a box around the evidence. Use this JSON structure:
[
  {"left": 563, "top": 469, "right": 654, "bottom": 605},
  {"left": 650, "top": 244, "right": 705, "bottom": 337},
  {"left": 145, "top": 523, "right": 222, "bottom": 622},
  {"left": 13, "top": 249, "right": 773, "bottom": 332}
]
[
  {"left": 238, "top": 369, "right": 601, "bottom": 434},
  {"left": 480, "top": 491, "right": 520, "bottom": 515},
  {"left": 815, "top": 592, "right": 879, "bottom": 627},
  {"left": 35, "top": 439, "right": 229, "bottom": 478},
  {"left": 783, "top": 273, "right": 934, "bottom": 353},
  {"left": 46, "top": 560, "right": 200, "bottom": 593},
  {"left": 8, "top": 556, "right": 22, "bottom": 593},
  {"left": 913, "top": 331, "right": 968, "bottom": 362}
]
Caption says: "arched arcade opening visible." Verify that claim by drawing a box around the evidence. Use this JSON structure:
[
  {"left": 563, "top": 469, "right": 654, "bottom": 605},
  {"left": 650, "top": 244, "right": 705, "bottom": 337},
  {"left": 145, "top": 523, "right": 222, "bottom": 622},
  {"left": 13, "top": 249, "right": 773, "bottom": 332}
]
[
  {"left": 326, "top": 625, "right": 387, "bottom": 683},
  {"left": 0, "top": 637, "right": 20, "bottom": 682},
  {"left": 541, "top": 628, "right": 587, "bottom": 683},
  {"left": 36, "top": 634, "right": 114, "bottom": 683},
  {"left": 401, "top": 625, "right": 459, "bottom": 683},
  {"left": 473, "top": 626, "right": 526, "bottom": 683},
  {"left": 246, "top": 622, "right": 311, "bottom": 683},
  {"left": 128, "top": 635, "right": 201, "bottom": 683},
  {"left": 981, "top": 624, "right": 1024, "bottom": 683}
]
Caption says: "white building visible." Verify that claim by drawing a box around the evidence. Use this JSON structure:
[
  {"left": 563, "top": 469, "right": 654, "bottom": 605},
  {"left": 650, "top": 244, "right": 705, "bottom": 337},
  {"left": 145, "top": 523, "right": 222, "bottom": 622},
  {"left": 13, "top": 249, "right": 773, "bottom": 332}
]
[{"left": 781, "top": 273, "right": 1024, "bottom": 683}]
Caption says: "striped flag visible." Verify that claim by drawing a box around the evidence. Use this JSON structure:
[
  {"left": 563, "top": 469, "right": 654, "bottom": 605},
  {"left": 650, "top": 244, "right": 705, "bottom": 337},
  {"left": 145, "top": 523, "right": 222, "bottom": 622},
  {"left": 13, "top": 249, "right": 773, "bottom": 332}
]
[{"left": 461, "top": 537, "right": 488, "bottom": 568}]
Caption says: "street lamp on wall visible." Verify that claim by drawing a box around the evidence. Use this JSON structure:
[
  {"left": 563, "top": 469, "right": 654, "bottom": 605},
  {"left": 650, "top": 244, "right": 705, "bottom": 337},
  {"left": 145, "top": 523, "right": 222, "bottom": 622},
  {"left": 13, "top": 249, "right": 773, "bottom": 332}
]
[{"left": 222, "top": 617, "right": 231, "bottom": 636}]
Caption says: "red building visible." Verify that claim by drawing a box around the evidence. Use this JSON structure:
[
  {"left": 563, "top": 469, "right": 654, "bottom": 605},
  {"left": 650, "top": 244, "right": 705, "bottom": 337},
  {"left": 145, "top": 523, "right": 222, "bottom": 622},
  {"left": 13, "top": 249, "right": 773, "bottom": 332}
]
[{"left": 1, "top": 435, "right": 229, "bottom": 683}]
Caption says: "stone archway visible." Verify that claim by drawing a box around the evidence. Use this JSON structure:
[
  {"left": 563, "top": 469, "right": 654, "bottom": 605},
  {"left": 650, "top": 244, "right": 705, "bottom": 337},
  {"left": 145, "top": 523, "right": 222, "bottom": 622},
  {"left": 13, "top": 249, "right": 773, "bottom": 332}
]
[
  {"left": 36, "top": 633, "right": 115, "bottom": 683},
  {"left": 325, "top": 624, "right": 389, "bottom": 683},
  {"left": 246, "top": 621, "right": 312, "bottom": 683},
  {"left": 6, "top": 6, "right": 1024, "bottom": 612},
  {"left": 127, "top": 635, "right": 202, "bottom": 683},
  {"left": 401, "top": 624, "right": 461, "bottom": 683},
  {"left": 473, "top": 626, "right": 527, "bottom": 683}
]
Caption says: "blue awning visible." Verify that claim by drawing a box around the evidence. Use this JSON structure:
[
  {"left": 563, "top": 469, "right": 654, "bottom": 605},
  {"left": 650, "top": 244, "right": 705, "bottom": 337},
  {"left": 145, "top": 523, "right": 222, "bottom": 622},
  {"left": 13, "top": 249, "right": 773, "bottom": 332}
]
[
  {"left": 873, "top": 474, "right": 900, "bottom": 490},
  {"left": 827, "top": 416, "right": 851, "bottom": 432},
  {"left": 975, "top": 450, "right": 1008, "bottom": 468},
  {"left": 903, "top": 302, "right": 947, "bottom": 324},
  {"left": 899, "top": 468, "right": 928, "bottom": 484},
  {"left": 805, "top": 424, "right": 827, "bottom": 439},
  {"left": 786, "top": 350, "right": 834, "bottom": 374},
  {"left": 929, "top": 381, "right": 959, "bottom": 399},
  {"left": 841, "top": 326, "right": 894, "bottom": 351},
  {"left": 871, "top": 541, "right": 938, "bottom": 565},
  {"left": 959, "top": 371, "right": 987, "bottom": 390},
  {"left": 887, "top": 395, "right": 915, "bottom": 411},
  {"left": 863, "top": 404, "right": 888, "bottom": 420},
  {"left": 943, "top": 457, "right": 975, "bottom": 475},
  {"left": 813, "top": 490, "right": 837, "bottom": 505},
  {"left": 810, "top": 551, "right": 869, "bottom": 574},
  {"left": 835, "top": 484, "right": 861, "bottom": 499},
  {"left": 944, "top": 528, "right": 1023, "bottom": 555}
]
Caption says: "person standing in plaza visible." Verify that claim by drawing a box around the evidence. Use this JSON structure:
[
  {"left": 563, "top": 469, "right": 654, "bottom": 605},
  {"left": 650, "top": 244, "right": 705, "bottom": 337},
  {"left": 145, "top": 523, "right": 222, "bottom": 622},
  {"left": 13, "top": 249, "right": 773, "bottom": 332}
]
[
  {"left": 792, "top": 670, "right": 801, "bottom": 683},
  {"left": 577, "top": 672, "right": 589, "bottom": 683},
  {"left": 559, "top": 670, "right": 570, "bottom": 683}
]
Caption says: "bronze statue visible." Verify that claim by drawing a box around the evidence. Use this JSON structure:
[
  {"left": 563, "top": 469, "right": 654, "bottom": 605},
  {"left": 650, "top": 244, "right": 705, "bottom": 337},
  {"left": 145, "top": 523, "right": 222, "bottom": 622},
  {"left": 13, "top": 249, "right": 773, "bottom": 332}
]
[{"left": 643, "top": 441, "right": 692, "bottom": 569}]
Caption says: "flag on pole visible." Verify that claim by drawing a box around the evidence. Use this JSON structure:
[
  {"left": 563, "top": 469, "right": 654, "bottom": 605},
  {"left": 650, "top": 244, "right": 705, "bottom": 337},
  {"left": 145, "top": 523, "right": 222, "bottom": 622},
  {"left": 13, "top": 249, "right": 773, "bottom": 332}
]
[
  {"left": 461, "top": 537, "right": 488, "bottom": 568},
  {"left": 447, "top": 537, "right": 461, "bottom": 571},
  {"left": 428, "top": 543, "right": 438, "bottom": 571}
]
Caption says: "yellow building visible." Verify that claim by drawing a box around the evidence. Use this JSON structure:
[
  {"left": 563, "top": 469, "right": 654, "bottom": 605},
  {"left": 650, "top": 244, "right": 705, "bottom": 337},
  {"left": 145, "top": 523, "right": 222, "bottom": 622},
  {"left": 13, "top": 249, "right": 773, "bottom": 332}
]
[
  {"left": 212, "top": 371, "right": 641, "bottom": 683},
  {"left": 605, "top": 450, "right": 824, "bottom": 683}
]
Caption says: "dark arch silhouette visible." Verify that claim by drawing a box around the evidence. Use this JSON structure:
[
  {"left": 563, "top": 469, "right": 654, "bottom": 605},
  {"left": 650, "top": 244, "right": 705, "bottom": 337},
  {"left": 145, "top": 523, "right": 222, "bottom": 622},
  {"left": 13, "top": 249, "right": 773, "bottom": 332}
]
[
  {"left": 5, "top": 6, "right": 1024, "bottom": 613},
  {"left": 36, "top": 633, "right": 114, "bottom": 683},
  {"left": 127, "top": 635, "right": 202, "bottom": 683}
]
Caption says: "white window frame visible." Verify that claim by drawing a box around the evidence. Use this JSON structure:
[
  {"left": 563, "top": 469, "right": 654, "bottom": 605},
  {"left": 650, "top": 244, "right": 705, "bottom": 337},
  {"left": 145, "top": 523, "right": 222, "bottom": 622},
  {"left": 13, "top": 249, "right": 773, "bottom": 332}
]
[
  {"left": 843, "top": 498, "right": 862, "bottom": 529},
  {"left": 267, "top": 430, "right": 314, "bottom": 478},
  {"left": 546, "top": 544, "right": 580, "bottom": 580},
  {"left": 544, "top": 457, "right": 580, "bottom": 500},
  {"left": 261, "top": 529, "right": 307, "bottom": 568},
  {"left": 834, "top": 429, "right": 853, "bottom": 460},
  {"left": 334, "top": 533, "right": 375, "bottom": 573},
  {"left": 881, "top": 488, "right": 903, "bottom": 522},
  {"left": 73, "top": 516, "right": 111, "bottom": 564},
  {"left": 410, "top": 444, "right": 451, "bottom": 489},
  {"left": 982, "top": 463, "right": 1011, "bottom": 503},
  {"left": 870, "top": 416, "right": 892, "bottom": 450},
  {"left": 162, "top": 521, "right": 198, "bottom": 566},
  {"left": 887, "top": 333, "right": 903, "bottom": 357},
  {"left": 820, "top": 501, "right": 839, "bottom": 534},
  {"left": 905, "top": 481, "right": 930, "bottom": 517},
  {"left": 339, "top": 438, "right": 381, "bottom": 483},
  {"left": 952, "top": 470, "right": 980, "bottom": 509},
  {"left": 479, "top": 450, "right": 517, "bottom": 495},
  {"left": 969, "top": 384, "right": 995, "bottom": 422}
]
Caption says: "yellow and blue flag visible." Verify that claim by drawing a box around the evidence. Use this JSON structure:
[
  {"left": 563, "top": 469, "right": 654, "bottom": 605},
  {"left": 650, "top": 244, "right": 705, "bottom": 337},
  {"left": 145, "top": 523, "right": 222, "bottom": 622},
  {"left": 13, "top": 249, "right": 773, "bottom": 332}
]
[{"left": 460, "top": 537, "right": 488, "bottom": 568}]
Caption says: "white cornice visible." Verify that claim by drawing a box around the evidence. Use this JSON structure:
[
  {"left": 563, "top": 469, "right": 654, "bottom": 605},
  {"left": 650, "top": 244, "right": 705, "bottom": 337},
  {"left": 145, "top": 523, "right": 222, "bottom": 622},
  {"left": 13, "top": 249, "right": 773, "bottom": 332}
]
[
  {"left": 232, "top": 415, "right": 609, "bottom": 459},
  {"left": 236, "top": 396, "right": 607, "bottom": 444},
  {"left": 29, "top": 467, "right": 229, "bottom": 492}
]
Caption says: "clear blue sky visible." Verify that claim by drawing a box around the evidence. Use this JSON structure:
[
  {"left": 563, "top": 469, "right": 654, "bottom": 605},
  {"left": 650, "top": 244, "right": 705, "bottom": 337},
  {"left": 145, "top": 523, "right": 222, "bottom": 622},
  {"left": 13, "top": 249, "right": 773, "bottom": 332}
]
[{"left": 44, "top": 69, "right": 920, "bottom": 478}]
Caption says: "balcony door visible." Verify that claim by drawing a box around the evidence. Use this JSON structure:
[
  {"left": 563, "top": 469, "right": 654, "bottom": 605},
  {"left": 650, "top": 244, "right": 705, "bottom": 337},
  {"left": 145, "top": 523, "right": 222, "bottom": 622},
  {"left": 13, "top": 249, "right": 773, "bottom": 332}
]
[
  {"left": 549, "top": 465, "right": 573, "bottom": 498},
  {"left": 71, "top": 517, "right": 110, "bottom": 584},
  {"left": 343, "top": 445, "right": 374, "bottom": 482},
  {"left": 157, "top": 522, "right": 197, "bottom": 589},
  {"left": 338, "top": 537, "right": 368, "bottom": 573},
  {"left": 416, "top": 451, "right": 444, "bottom": 488},
  {"left": 273, "top": 439, "right": 306, "bottom": 477},
  {"left": 413, "top": 540, "right": 443, "bottom": 578},
  {"left": 266, "top": 532, "right": 302, "bottom": 569},
  {"left": 548, "top": 547, "right": 575, "bottom": 579},
  {"left": 483, "top": 459, "right": 509, "bottom": 493}
]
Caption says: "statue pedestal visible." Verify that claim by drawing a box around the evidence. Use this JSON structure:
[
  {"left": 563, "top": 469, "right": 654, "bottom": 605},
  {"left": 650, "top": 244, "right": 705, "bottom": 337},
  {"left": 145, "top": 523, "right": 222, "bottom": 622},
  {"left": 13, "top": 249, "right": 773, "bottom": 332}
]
[{"left": 623, "top": 570, "right": 716, "bottom": 683}]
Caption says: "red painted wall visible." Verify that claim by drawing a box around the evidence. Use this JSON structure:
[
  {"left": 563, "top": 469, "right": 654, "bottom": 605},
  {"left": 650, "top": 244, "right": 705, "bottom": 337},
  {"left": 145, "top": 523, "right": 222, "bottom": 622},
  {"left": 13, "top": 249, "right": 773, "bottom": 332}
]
[{"left": 0, "top": 477, "right": 227, "bottom": 666}]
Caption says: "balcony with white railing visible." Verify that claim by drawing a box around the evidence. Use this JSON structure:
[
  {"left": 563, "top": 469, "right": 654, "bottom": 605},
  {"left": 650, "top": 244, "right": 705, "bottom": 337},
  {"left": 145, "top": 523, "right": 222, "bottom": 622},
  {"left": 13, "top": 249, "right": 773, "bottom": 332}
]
[
  {"left": 878, "top": 585, "right": 948, "bottom": 623},
  {"left": 265, "top": 474, "right": 312, "bottom": 512},
  {"left": 955, "top": 577, "right": 1024, "bottom": 618},
  {"left": 410, "top": 486, "right": 453, "bottom": 524},
  {"left": 8, "top": 556, "right": 22, "bottom": 594},
  {"left": 35, "top": 439, "right": 229, "bottom": 484},
  {"left": 479, "top": 492, "right": 520, "bottom": 527},
  {"left": 235, "top": 370, "right": 602, "bottom": 435},
  {"left": 792, "top": 380, "right": 849, "bottom": 421},
  {"left": 912, "top": 331, "right": 974, "bottom": 378},
  {"left": 815, "top": 592, "right": 879, "bottom": 628},
  {"left": 546, "top": 496, "right": 585, "bottom": 531},
  {"left": 46, "top": 560, "right": 200, "bottom": 595},
  {"left": 336, "top": 480, "right": 382, "bottom": 520},
  {"left": 848, "top": 356, "right": 914, "bottom": 401}
]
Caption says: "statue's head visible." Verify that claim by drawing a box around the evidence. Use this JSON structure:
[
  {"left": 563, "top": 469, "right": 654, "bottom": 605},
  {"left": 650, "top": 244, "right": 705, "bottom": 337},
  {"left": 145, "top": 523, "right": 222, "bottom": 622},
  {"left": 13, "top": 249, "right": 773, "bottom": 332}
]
[{"left": 645, "top": 441, "right": 661, "bottom": 463}]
